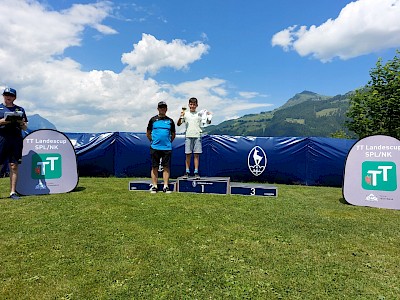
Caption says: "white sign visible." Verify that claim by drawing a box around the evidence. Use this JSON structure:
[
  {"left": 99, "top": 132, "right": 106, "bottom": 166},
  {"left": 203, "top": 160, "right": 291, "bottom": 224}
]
[
  {"left": 343, "top": 135, "right": 399, "bottom": 210},
  {"left": 16, "top": 129, "right": 78, "bottom": 195}
]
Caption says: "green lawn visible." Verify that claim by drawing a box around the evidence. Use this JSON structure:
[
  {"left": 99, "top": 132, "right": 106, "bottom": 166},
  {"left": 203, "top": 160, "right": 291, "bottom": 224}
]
[{"left": 0, "top": 177, "right": 399, "bottom": 299}]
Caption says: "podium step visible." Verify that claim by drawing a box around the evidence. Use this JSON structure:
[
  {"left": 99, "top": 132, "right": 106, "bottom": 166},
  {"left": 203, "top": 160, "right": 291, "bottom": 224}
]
[
  {"left": 177, "top": 177, "right": 230, "bottom": 194},
  {"left": 129, "top": 178, "right": 278, "bottom": 197},
  {"left": 129, "top": 180, "right": 176, "bottom": 192},
  {"left": 230, "top": 182, "right": 278, "bottom": 197}
]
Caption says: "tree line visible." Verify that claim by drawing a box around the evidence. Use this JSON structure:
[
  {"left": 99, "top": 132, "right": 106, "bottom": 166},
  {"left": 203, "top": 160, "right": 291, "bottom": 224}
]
[{"left": 346, "top": 50, "right": 400, "bottom": 139}]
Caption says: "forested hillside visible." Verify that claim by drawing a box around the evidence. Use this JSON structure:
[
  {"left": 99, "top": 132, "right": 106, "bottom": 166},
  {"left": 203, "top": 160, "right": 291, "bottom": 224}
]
[{"left": 205, "top": 91, "right": 355, "bottom": 137}]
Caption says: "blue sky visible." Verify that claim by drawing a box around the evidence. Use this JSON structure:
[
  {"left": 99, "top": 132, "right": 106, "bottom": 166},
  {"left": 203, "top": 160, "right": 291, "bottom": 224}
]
[{"left": 1, "top": 0, "right": 399, "bottom": 132}]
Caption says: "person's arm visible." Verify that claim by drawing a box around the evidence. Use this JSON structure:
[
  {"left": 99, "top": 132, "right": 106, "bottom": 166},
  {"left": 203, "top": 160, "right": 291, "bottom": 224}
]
[
  {"left": 146, "top": 118, "right": 153, "bottom": 142},
  {"left": 146, "top": 129, "right": 152, "bottom": 142},
  {"left": 171, "top": 120, "right": 176, "bottom": 142},
  {"left": 177, "top": 111, "right": 185, "bottom": 126}
]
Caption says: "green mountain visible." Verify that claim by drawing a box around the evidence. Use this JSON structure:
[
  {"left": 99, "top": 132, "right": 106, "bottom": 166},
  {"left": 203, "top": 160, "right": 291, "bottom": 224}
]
[{"left": 204, "top": 90, "right": 355, "bottom": 137}]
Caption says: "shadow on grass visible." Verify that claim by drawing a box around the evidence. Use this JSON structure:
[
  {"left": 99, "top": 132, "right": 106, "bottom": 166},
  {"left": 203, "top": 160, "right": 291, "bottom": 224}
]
[
  {"left": 339, "top": 197, "right": 350, "bottom": 205},
  {"left": 72, "top": 187, "right": 86, "bottom": 192}
]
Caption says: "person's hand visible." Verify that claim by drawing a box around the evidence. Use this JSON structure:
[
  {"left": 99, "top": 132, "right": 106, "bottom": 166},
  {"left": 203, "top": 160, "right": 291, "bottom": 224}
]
[
  {"left": 17, "top": 120, "right": 27, "bottom": 129},
  {"left": 206, "top": 112, "right": 213, "bottom": 124},
  {"left": 180, "top": 106, "right": 187, "bottom": 118},
  {"left": 0, "top": 118, "right": 10, "bottom": 125}
]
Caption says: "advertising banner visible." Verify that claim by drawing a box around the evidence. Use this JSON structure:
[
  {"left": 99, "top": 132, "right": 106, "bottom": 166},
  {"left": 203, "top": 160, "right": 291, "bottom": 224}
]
[
  {"left": 61, "top": 133, "right": 355, "bottom": 186},
  {"left": 343, "top": 135, "right": 399, "bottom": 209},
  {"left": 16, "top": 129, "right": 78, "bottom": 195}
]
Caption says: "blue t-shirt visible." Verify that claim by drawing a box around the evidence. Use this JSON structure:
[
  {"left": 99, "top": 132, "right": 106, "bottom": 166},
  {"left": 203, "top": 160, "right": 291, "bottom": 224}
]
[
  {"left": 147, "top": 115, "right": 176, "bottom": 150},
  {"left": 0, "top": 103, "right": 28, "bottom": 137}
]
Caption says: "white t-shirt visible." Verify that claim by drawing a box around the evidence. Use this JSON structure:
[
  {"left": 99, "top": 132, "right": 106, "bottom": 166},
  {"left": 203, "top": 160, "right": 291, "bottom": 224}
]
[{"left": 183, "top": 111, "right": 202, "bottom": 138}]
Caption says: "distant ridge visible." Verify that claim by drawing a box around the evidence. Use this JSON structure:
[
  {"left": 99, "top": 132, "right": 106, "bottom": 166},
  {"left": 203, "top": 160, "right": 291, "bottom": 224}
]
[
  {"left": 204, "top": 90, "right": 355, "bottom": 137},
  {"left": 279, "top": 90, "right": 331, "bottom": 109},
  {"left": 27, "top": 114, "right": 57, "bottom": 131}
]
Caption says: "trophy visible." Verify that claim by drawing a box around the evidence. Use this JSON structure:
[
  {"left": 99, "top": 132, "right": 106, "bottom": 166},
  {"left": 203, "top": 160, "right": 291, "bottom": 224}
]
[{"left": 181, "top": 106, "right": 186, "bottom": 122}]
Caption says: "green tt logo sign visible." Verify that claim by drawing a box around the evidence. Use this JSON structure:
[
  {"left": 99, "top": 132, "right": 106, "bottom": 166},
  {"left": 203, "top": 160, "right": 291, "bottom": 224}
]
[
  {"left": 362, "top": 161, "right": 397, "bottom": 191},
  {"left": 31, "top": 154, "right": 62, "bottom": 179}
]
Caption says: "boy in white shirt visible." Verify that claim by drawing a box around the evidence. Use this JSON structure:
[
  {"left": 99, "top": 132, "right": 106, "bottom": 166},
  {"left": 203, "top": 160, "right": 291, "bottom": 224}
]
[{"left": 177, "top": 97, "right": 211, "bottom": 179}]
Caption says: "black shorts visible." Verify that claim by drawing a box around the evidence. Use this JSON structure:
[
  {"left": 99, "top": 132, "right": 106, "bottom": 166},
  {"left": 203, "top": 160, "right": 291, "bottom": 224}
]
[
  {"left": 150, "top": 148, "right": 172, "bottom": 168},
  {"left": 0, "top": 135, "right": 23, "bottom": 165}
]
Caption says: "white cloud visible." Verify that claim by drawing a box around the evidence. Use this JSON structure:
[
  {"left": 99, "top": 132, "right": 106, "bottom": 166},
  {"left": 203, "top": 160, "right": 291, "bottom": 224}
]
[
  {"left": 0, "top": 0, "right": 270, "bottom": 133},
  {"left": 271, "top": 26, "right": 297, "bottom": 51},
  {"left": 121, "top": 33, "right": 210, "bottom": 75},
  {"left": 271, "top": 0, "right": 400, "bottom": 62},
  {"left": 239, "top": 91, "right": 267, "bottom": 99},
  {"left": 0, "top": 0, "right": 116, "bottom": 63}
]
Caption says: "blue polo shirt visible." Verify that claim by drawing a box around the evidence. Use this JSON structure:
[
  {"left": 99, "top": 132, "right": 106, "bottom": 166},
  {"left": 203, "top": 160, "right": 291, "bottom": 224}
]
[{"left": 147, "top": 115, "right": 176, "bottom": 150}]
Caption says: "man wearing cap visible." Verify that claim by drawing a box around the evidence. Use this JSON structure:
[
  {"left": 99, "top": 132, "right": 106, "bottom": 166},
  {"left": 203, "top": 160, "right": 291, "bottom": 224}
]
[
  {"left": 0, "top": 88, "right": 28, "bottom": 199},
  {"left": 146, "top": 101, "right": 176, "bottom": 193}
]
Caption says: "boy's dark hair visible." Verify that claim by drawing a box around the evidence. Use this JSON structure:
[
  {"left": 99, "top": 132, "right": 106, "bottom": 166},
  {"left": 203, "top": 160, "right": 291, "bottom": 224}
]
[{"left": 188, "top": 97, "right": 198, "bottom": 105}]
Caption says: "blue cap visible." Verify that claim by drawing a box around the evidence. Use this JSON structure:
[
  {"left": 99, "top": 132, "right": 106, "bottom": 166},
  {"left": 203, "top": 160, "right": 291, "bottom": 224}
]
[
  {"left": 3, "top": 87, "right": 17, "bottom": 97},
  {"left": 158, "top": 101, "right": 167, "bottom": 107}
]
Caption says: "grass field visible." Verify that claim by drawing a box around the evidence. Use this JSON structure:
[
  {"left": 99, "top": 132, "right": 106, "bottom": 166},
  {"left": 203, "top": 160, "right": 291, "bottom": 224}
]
[{"left": 0, "top": 177, "right": 399, "bottom": 299}]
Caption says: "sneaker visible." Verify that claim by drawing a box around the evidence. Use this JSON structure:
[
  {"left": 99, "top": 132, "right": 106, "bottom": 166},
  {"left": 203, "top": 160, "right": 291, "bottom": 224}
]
[
  {"left": 183, "top": 172, "right": 189, "bottom": 179},
  {"left": 163, "top": 186, "right": 172, "bottom": 194},
  {"left": 194, "top": 173, "right": 201, "bottom": 180},
  {"left": 150, "top": 185, "right": 157, "bottom": 194},
  {"left": 9, "top": 193, "right": 21, "bottom": 200}
]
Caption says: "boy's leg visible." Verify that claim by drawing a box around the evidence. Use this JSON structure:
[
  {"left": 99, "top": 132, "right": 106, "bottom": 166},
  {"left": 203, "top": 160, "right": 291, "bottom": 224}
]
[
  {"left": 162, "top": 166, "right": 170, "bottom": 186},
  {"left": 9, "top": 163, "right": 18, "bottom": 194},
  {"left": 185, "top": 153, "right": 192, "bottom": 171},
  {"left": 161, "top": 151, "right": 172, "bottom": 193},
  {"left": 151, "top": 167, "right": 158, "bottom": 186},
  {"left": 193, "top": 137, "right": 202, "bottom": 176},
  {"left": 184, "top": 138, "right": 193, "bottom": 174},
  {"left": 193, "top": 153, "right": 201, "bottom": 179},
  {"left": 194, "top": 153, "right": 200, "bottom": 171},
  {"left": 150, "top": 148, "right": 159, "bottom": 187}
]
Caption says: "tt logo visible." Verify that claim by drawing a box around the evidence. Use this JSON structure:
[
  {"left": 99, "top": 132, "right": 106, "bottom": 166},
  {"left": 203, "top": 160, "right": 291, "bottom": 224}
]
[{"left": 362, "top": 161, "right": 397, "bottom": 191}]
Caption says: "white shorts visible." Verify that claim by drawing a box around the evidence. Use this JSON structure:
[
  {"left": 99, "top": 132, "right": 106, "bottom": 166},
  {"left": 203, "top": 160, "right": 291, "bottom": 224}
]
[{"left": 185, "top": 137, "right": 202, "bottom": 154}]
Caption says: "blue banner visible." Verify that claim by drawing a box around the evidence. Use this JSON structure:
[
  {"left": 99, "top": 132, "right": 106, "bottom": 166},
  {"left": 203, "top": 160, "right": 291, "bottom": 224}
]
[{"left": 62, "top": 132, "right": 356, "bottom": 187}]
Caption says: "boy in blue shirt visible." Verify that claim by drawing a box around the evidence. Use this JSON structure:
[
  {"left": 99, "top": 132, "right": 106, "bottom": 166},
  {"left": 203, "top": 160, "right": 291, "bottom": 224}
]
[{"left": 146, "top": 101, "right": 176, "bottom": 193}]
